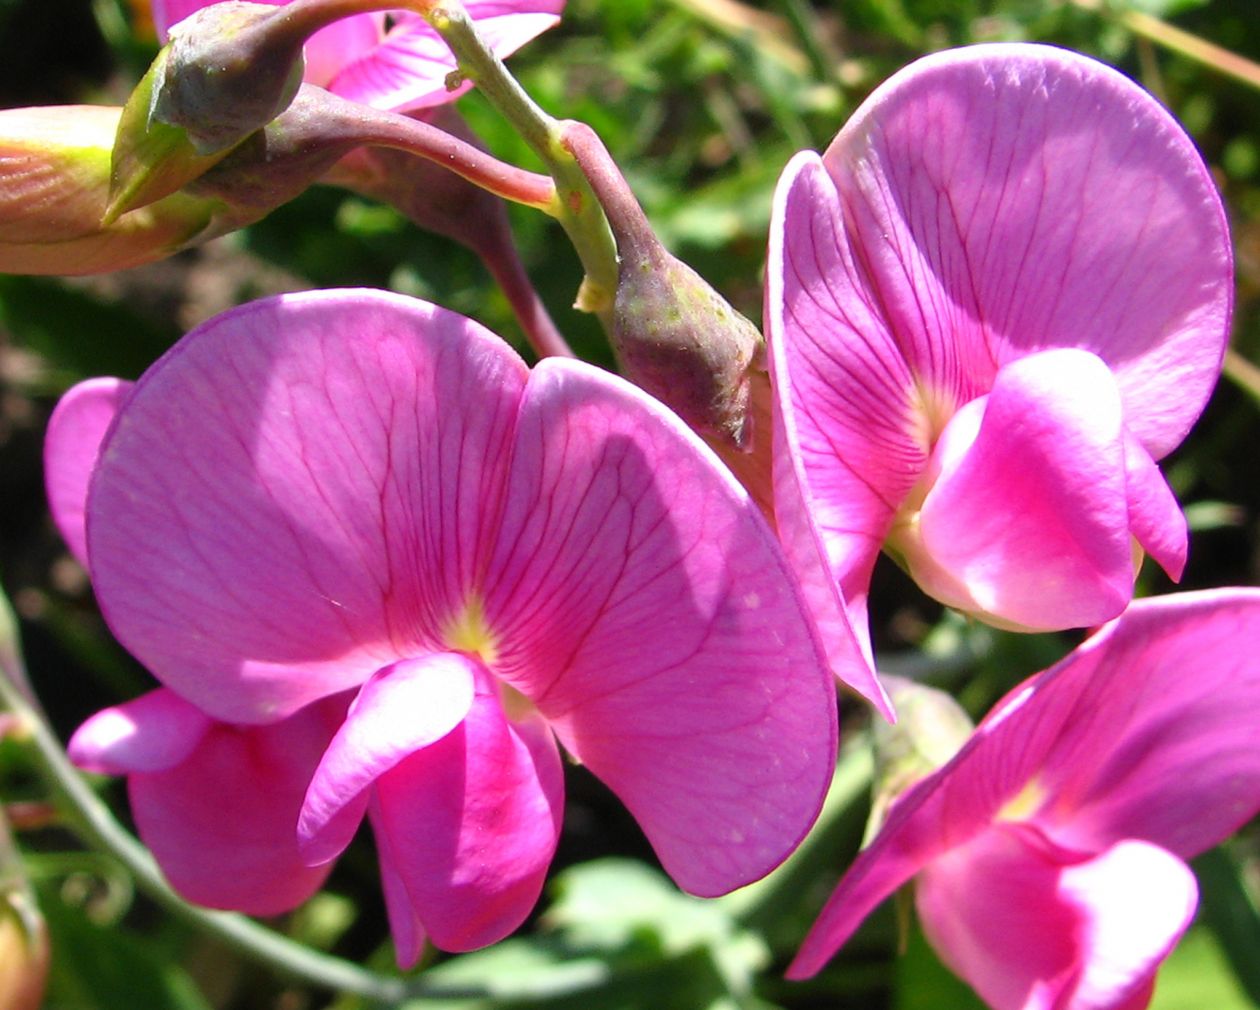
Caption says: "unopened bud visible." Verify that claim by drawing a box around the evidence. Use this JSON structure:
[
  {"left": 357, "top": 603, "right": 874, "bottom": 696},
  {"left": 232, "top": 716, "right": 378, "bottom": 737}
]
[
  {"left": 0, "top": 901, "right": 47, "bottom": 1010},
  {"left": 108, "top": 1, "right": 308, "bottom": 218},
  {"left": 564, "top": 121, "right": 762, "bottom": 448},
  {"left": 866, "top": 675, "right": 974, "bottom": 843},
  {"left": 0, "top": 105, "right": 225, "bottom": 275},
  {"left": 613, "top": 238, "right": 761, "bottom": 447},
  {"left": 154, "top": 2, "right": 306, "bottom": 154}
]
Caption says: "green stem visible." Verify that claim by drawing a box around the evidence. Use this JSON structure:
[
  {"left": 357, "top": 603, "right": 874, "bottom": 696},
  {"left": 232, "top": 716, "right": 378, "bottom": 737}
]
[
  {"left": 1072, "top": 0, "right": 1260, "bottom": 92},
  {"left": 0, "top": 676, "right": 413, "bottom": 1002},
  {"left": 421, "top": 0, "right": 619, "bottom": 322}
]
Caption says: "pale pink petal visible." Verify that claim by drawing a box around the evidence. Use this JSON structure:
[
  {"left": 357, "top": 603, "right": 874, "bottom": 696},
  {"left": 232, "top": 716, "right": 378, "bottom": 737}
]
[
  {"left": 127, "top": 694, "right": 349, "bottom": 916},
  {"left": 44, "top": 377, "right": 132, "bottom": 567},
  {"left": 790, "top": 589, "right": 1260, "bottom": 978},
  {"left": 821, "top": 44, "right": 1230, "bottom": 459},
  {"left": 915, "top": 825, "right": 1195, "bottom": 1010},
  {"left": 1028, "top": 590, "right": 1260, "bottom": 858},
  {"left": 68, "top": 688, "right": 211, "bottom": 775},
  {"left": 87, "top": 290, "right": 527, "bottom": 723},
  {"left": 327, "top": 2, "right": 563, "bottom": 112},
  {"left": 484, "top": 358, "right": 837, "bottom": 896},
  {"left": 298, "top": 651, "right": 478, "bottom": 866},
  {"left": 1123, "top": 433, "right": 1186, "bottom": 580},
  {"left": 767, "top": 150, "right": 920, "bottom": 650},
  {"left": 914, "top": 348, "right": 1134, "bottom": 630},
  {"left": 369, "top": 691, "right": 563, "bottom": 957}
]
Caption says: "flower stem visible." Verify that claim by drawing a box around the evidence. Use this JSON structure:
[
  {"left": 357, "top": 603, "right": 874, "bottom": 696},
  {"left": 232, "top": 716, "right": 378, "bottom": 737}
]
[
  {"left": 323, "top": 99, "right": 560, "bottom": 212},
  {"left": 1073, "top": 0, "right": 1260, "bottom": 92},
  {"left": 421, "top": 0, "right": 619, "bottom": 322}
]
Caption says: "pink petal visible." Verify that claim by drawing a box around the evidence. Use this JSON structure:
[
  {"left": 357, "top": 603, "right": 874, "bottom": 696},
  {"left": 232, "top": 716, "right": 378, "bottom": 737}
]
[
  {"left": 913, "top": 348, "right": 1135, "bottom": 630},
  {"left": 915, "top": 825, "right": 1195, "bottom": 1010},
  {"left": 87, "top": 290, "right": 528, "bottom": 723},
  {"left": 127, "top": 694, "right": 349, "bottom": 916},
  {"left": 820, "top": 44, "right": 1230, "bottom": 460},
  {"left": 1123, "top": 433, "right": 1186, "bottom": 580},
  {"left": 1029, "top": 590, "right": 1260, "bottom": 858},
  {"left": 301, "top": 15, "right": 386, "bottom": 88},
  {"left": 915, "top": 824, "right": 1084, "bottom": 1010},
  {"left": 789, "top": 590, "right": 1260, "bottom": 978},
  {"left": 1057, "top": 840, "right": 1196, "bottom": 1010},
  {"left": 44, "top": 377, "right": 132, "bottom": 567},
  {"left": 68, "top": 688, "right": 211, "bottom": 775},
  {"left": 376, "top": 830, "right": 427, "bottom": 969},
  {"left": 484, "top": 358, "right": 838, "bottom": 896},
  {"left": 152, "top": 0, "right": 386, "bottom": 91},
  {"left": 369, "top": 693, "right": 563, "bottom": 959},
  {"left": 767, "top": 150, "right": 919, "bottom": 655},
  {"left": 771, "top": 409, "right": 892, "bottom": 717},
  {"left": 327, "top": 1, "right": 563, "bottom": 112},
  {"left": 298, "top": 651, "right": 479, "bottom": 866}
]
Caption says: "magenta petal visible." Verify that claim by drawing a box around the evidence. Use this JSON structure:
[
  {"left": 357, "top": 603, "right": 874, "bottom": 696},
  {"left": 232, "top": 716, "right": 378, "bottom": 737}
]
[
  {"left": 915, "top": 825, "right": 1195, "bottom": 1010},
  {"left": 68, "top": 688, "right": 211, "bottom": 775},
  {"left": 375, "top": 826, "right": 427, "bottom": 969},
  {"left": 1124, "top": 434, "right": 1186, "bottom": 580},
  {"left": 1029, "top": 590, "right": 1260, "bottom": 858},
  {"left": 300, "top": 14, "right": 385, "bottom": 88},
  {"left": 299, "top": 652, "right": 478, "bottom": 866},
  {"left": 767, "top": 151, "right": 920, "bottom": 652},
  {"left": 914, "top": 348, "right": 1134, "bottom": 629},
  {"left": 327, "top": 1, "right": 563, "bottom": 112},
  {"left": 87, "top": 291, "right": 527, "bottom": 723},
  {"left": 1056, "top": 840, "right": 1196, "bottom": 1010},
  {"left": 771, "top": 414, "right": 891, "bottom": 717},
  {"left": 485, "top": 358, "right": 837, "bottom": 895},
  {"left": 790, "top": 589, "right": 1260, "bottom": 977},
  {"left": 44, "top": 377, "right": 131, "bottom": 568},
  {"left": 369, "top": 691, "right": 564, "bottom": 956},
  {"left": 128, "top": 694, "right": 348, "bottom": 916},
  {"left": 915, "top": 825, "right": 1083, "bottom": 1010},
  {"left": 821, "top": 44, "right": 1230, "bottom": 459}
]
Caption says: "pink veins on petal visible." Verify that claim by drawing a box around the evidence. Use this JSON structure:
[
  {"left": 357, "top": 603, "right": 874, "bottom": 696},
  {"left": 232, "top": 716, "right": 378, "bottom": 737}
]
[
  {"left": 767, "top": 43, "right": 1231, "bottom": 675},
  {"left": 57, "top": 288, "right": 838, "bottom": 959}
]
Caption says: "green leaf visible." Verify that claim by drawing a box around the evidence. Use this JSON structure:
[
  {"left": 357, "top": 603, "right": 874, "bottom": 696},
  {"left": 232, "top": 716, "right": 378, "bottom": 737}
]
[{"left": 39, "top": 887, "right": 212, "bottom": 1010}]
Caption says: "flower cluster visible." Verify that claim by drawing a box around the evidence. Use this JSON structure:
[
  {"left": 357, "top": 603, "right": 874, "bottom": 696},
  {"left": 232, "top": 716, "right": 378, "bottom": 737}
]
[{"left": 9, "top": 2, "right": 1258, "bottom": 1007}]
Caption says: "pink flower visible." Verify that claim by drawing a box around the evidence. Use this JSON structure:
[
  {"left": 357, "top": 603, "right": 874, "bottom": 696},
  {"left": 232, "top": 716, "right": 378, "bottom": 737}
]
[
  {"left": 788, "top": 590, "right": 1260, "bottom": 1010},
  {"left": 46, "top": 290, "right": 838, "bottom": 963},
  {"left": 767, "top": 45, "right": 1232, "bottom": 686},
  {"left": 151, "top": 0, "right": 564, "bottom": 113}
]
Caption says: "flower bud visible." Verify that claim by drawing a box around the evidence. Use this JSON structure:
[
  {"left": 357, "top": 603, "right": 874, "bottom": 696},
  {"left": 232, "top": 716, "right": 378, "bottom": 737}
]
[
  {"left": 613, "top": 236, "right": 762, "bottom": 448},
  {"left": 153, "top": 2, "right": 306, "bottom": 155},
  {"left": 0, "top": 105, "right": 225, "bottom": 275},
  {"left": 564, "top": 122, "right": 762, "bottom": 448},
  {"left": 866, "top": 676, "right": 974, "bottom": 842},
  {"left": 0, "top": 902, "right": 47, "bottom": 1010}
]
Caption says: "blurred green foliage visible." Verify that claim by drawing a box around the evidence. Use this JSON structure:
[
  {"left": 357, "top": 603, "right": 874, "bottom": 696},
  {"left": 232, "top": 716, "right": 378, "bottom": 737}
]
[{"left": 0, "top": 0, "right": 1258, "bottom": 1008}]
